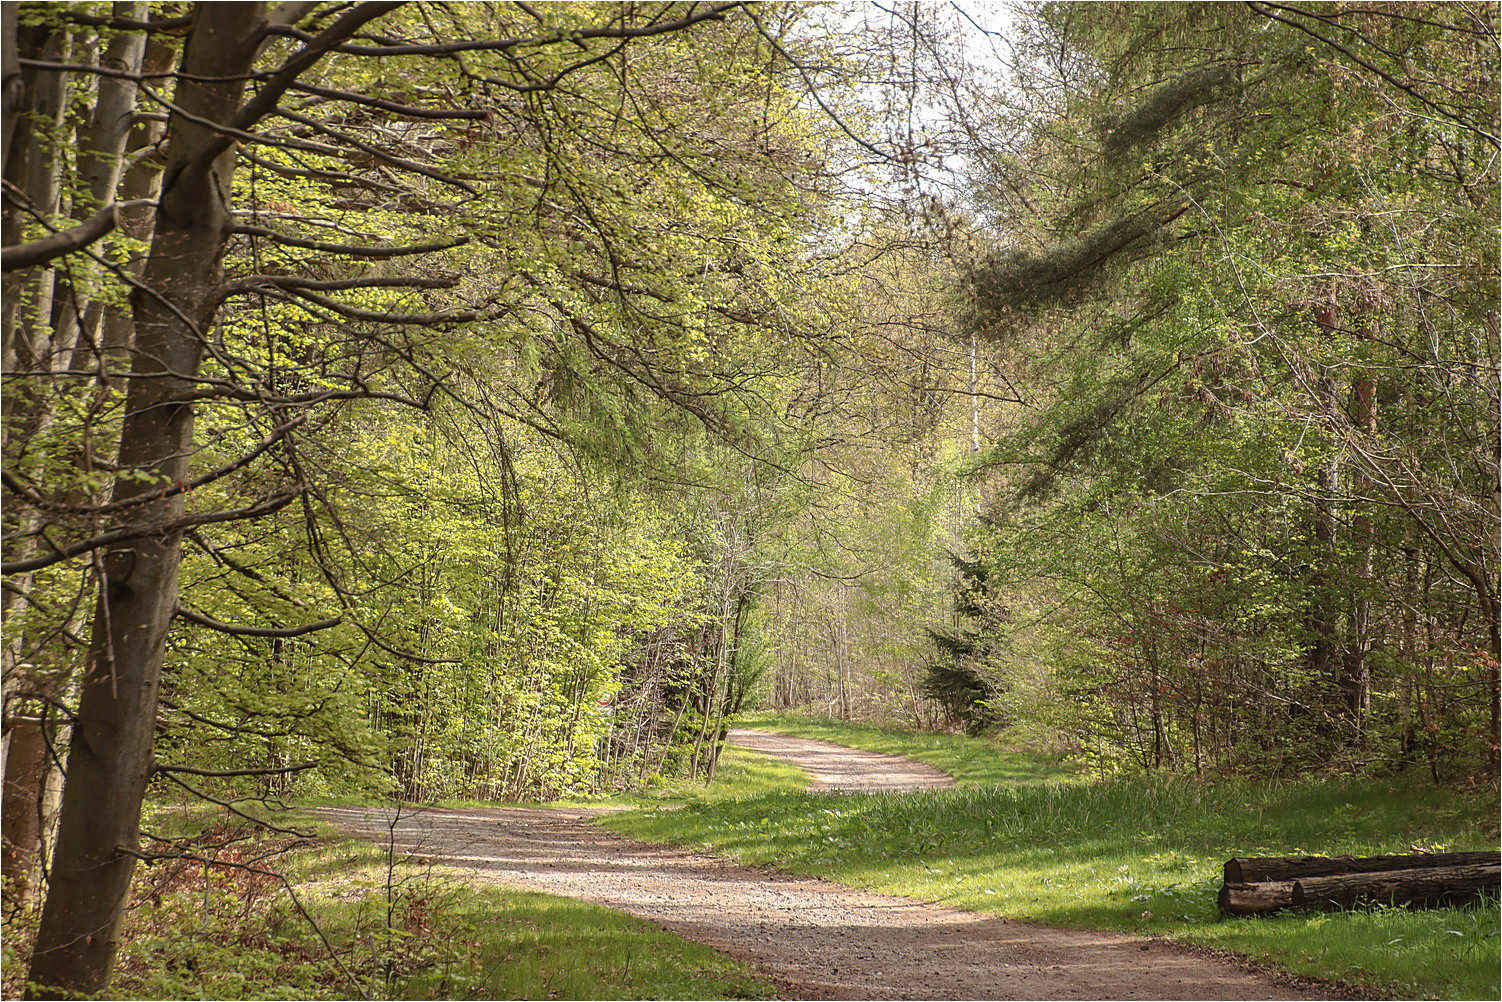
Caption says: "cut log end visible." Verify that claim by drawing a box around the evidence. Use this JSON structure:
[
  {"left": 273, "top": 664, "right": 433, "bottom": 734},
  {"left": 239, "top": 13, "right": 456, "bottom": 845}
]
[{"left": 1218, "top": 880, "right": 1293, "bottom": 915}]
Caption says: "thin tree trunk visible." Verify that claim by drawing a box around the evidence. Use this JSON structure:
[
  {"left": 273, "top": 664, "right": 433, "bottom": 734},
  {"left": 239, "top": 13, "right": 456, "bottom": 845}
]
[
  {"left": 0, "top": 718, "right": 48, "bottom": 902},
  {"left": 968, "top": 334, "right": 980, "bottom": 454},
  {"left": 1308, "top": 375, "right": 1342, "bottom": 706},
  {"left": 1339, "top": 373, "right": 1376, "bottom": 740},
  {"left": 1399, "top": 544, "right": 1418, "bottom": 759},
  {"left": 1, "top": 5, "right": 153, "bottom": 900}
]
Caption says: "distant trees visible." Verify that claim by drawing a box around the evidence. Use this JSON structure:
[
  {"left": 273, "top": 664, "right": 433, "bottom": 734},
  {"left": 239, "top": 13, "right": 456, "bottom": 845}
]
[{"left": 952, "top": 1, "right": 1498, "bottom": 777}]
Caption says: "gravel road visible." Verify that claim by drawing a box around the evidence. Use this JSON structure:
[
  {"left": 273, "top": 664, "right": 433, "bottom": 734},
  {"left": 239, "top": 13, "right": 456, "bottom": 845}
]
[
  {"left": 315, "top": 729, "right": 1338, "bottom": 1001},
  {"left": 724, "top": 728, "right": 954, "bottom": 793}
]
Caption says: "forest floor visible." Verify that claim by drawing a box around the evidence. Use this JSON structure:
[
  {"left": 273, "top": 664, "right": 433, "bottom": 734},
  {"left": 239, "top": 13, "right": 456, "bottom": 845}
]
[{"left": 315, "top": 729, "right": 1346, "bottom": 1001}]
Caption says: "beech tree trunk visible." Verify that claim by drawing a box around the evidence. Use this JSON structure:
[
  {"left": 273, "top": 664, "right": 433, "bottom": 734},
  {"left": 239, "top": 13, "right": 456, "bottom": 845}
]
[
  {"left": 25, "top": 6, "right": 266, "bottom": 995},
  {"left": 0, "top": 719, "right": 48, "bottom": 901}
]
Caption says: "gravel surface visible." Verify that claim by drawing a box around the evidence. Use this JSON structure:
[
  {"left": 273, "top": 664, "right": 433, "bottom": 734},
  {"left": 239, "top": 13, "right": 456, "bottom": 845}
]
[
  {"left": 315, "top": 730, "right": 1338, "bottom": 1001},
  {"left": 725, "top": 728, "right": 954, "bottom": 793}
]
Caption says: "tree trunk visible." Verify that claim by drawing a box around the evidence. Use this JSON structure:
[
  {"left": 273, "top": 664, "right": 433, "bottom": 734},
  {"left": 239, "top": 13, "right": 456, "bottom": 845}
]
[
  {"left": 1224, "top": 851, "right": 1500, "bottom": 884},
  {"left": 0, "top": 718, "right": 49, "bottom": 902},
  {"left": 1399, "top": 544, "right": 1419, "bottom": 758},
  {"left": 1339, "top": 373, "right": 1376, "bottom": 739},
  {"left": 1306, "top": 375, "right": 1341, "bottom": 700},
  {"left": 2, "top": 8, "right": 153, "bottom": 907},
  {"left": 1291, "top": 865, "right": 1500, "bottom": 911},
  {"left": 26, "top": 6, "right": 266, "bottom": 996},
  {"left": 0, "top": 2, "right": 21, "bottom": 179}
]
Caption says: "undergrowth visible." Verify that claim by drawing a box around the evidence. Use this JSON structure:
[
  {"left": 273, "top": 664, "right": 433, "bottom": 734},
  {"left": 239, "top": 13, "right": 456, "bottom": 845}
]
[{"left": 2, "top": 804, "right": 773, "bottom": 1001}]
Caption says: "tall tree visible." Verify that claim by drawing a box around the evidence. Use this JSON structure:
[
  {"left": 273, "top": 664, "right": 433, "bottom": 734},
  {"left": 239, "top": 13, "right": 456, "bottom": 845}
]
[{"left": 2, "top": 2, "right": 844, "bottom": 994}]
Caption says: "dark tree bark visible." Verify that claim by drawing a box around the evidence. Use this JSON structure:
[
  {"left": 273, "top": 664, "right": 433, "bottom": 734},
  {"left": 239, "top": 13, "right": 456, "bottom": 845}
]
[
  {"left": 25, "top": 5, "right": 271, "bottom": 995},
  {"left": 1291, "top": 865, "right": 1501, "bottom": 911},
  {"left": 1224, "top": 851, "right": 1500, "bottom": 883},
  {"left": 0, "top": 718, "right": 49, "bottom": 901}
]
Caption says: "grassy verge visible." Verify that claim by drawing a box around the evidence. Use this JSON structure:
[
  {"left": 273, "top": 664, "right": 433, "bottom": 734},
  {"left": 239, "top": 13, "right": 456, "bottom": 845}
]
[
  {"left": 2, "top": 804, "right": 774, "bottom": 1001},
  {"left": 603, "top": 714, "right": 1501, "bottom": 1000},
  {"left": 730, "top": 711, "right": 1079, "bottom": 786}
]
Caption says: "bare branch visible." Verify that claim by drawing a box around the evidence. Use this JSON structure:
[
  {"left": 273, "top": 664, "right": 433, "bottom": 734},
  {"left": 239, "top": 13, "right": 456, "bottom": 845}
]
[
  {"left": 1, "top": 417, "right": 306, "bottom": 518},
  {"left": 275, "top": 2, "right": 747, "bottom": 58},
  {"left": 1245, "top": 2, "right": 1500, "bottom": 148},
  {"left": 232, "top": 224, "right": 469, "bottom": 259},
  {"left": 280, "top": 286, "right": 481, "bottom": 326},
  {"left": 41, "top": 10, "right": 193, "bottom": 32},
  {"left": 153, "top": 760, "right": 320, "bottom": 777},
  {"left": 221, "top": 274, "right": 458, "bottom": 297},
  {"left": 287, "top": 80, "right": 489, "bottom": 120},
  {"left": 220, "top": 1, "right": 412, "bottom": 153},
  {"left": 269, "top": 105, "right": 477, "bottom": 193},
  {"left": 174, "top": 605, "right": 343, "bottom": 638},
  {"left": 1, "top": 200, "right": 156, "bottom": 271},
  {"left": 1, "top": 493, "right": 302, "bottom": 576}
]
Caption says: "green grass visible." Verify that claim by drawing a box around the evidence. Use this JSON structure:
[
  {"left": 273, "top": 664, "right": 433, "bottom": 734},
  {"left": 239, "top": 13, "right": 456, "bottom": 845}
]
[
  {"left": 604, "top": 713, "right": 1501, "bottom": 1000},
  {"left": 3, "top": 803, "right": 775, "bottom": 1001},
  {"left": 398, "top": 886, "right": 773, "bottom": 1001},
  {"left": 732, "top": 711, "right": 1079, "bottom": 787},
  {"left": 20, "top": 721, "right": 1489, "bottom": 1000}
]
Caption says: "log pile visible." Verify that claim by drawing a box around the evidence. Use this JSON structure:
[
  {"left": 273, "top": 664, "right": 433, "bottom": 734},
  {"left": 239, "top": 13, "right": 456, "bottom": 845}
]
[{"left": 1217, "top": 850, "right": 1500, "bottom": 916}]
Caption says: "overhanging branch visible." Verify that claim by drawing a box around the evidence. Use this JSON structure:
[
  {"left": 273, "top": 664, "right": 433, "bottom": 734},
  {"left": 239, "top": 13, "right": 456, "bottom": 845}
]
[
  {"left": 174, "top": 604, "right": 343, "bottom": 638},
  {"left": 1, "top": 200, "right": 155, "bottom": 271},
  {"left": 154, "top": 760, "right": 320, "bottom": 777}
]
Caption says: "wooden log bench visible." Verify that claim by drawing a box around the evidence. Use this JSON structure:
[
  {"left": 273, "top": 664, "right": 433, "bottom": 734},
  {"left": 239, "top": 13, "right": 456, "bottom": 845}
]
[{"left": 1218, "top": 851, "right": 1501, "bottom": 916}]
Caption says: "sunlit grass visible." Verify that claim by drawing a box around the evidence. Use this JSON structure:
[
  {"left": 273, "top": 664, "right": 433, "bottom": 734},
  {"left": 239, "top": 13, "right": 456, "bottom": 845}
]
[
  {"left": 3, "top": 801, "right": 775, "bottom": 1001},
  {"left": 605, "top": 714, "right": 1501, "bottom": 1000},
  {"left": 563, "top": 740, "right": 812, "bottom": 808},
  {"left": 404, "top": 887, "right": 775, "bottom": 1001},
  {"left": 732, "top": 711, "right": 1079, "bottom": 787}
]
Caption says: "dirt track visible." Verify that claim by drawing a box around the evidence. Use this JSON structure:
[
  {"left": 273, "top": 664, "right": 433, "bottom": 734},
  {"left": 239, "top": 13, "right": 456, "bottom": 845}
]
[{"left": 316, "top": 729, "right": 1338, "bottom": 1001}]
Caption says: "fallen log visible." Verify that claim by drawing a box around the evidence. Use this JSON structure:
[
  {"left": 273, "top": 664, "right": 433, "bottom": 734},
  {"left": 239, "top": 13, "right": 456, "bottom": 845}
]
[
  {"left": 1217, "top": 880, "right": 1293, "bottom": 916},
  {"left": 1224, "top": 851, "right": 1499, "bottom": 884},
  {"left": 1291, "top": 864, "right": 1500, "bottom": 911}
]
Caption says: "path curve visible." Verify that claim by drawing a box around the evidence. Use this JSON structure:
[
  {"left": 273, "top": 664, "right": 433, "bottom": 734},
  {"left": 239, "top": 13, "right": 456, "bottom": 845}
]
[
  {"left": 727, "top": 727, "right": 954, "bottom": 792},
  {"left": 315, "top": 731, "right": 1337, "bottom": 1001}
]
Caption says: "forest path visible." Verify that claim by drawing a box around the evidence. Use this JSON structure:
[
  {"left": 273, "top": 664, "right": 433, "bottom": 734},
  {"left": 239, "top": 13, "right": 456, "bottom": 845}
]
[
  {"left": 724, "top": 727, "right": 955, "bottom": 792},
  {"left": 315, "top": 730, "right": 1337, "bottom": 1001}
]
